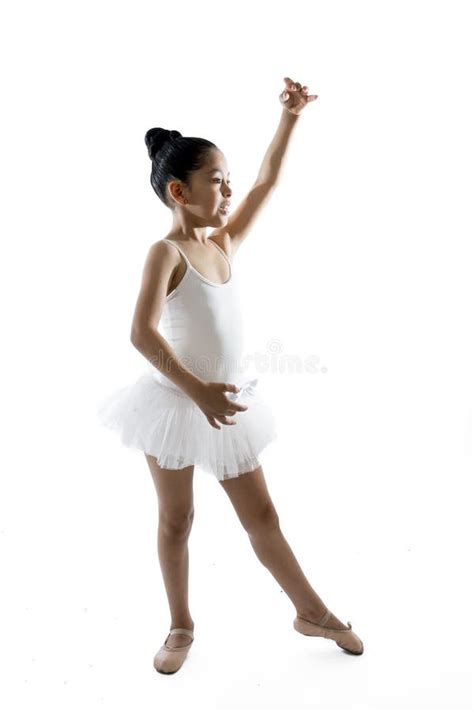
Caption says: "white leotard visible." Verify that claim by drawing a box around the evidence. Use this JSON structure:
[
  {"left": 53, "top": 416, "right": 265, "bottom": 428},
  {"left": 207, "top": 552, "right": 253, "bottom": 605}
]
[
  {"left": 150, "top": 238, "right": 251, "bottom": 394},
  {"left": 98, "top": 237, "right": 275, "bottom": 478}
]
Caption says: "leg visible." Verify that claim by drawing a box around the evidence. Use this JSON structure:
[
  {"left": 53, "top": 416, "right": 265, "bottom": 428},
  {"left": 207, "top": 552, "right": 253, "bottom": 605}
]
[
  {"left": 145, "top": 453, "right": 195, "bottom": 648},
  {"left": 219, "top": 464, "right": 349, "bottom": 629}
]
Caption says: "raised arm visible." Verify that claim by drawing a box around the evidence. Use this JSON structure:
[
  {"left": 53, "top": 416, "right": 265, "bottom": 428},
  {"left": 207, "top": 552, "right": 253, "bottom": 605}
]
[{"left": 225, "top": 77, "right": 318, "bottom": 255}]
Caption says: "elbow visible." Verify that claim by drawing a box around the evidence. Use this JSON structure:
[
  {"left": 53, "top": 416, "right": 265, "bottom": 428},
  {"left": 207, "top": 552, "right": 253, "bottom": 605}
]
[
  {"left": 130, "top": 328, "right": 144, "bottom": 349},
  {"left": 130, "top": 325, "right": 157, "bottom": 350}
]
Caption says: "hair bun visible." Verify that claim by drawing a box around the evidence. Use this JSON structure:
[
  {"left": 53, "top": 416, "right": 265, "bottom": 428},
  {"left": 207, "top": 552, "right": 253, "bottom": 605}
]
[{"left": 144, "top": 128, "right": 182, "bottom": 159}]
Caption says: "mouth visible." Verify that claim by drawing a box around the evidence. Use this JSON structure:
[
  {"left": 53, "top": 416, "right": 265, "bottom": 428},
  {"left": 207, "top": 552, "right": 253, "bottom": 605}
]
[{"left": 218, "top": 204, "right": 230, "bottom": 215}]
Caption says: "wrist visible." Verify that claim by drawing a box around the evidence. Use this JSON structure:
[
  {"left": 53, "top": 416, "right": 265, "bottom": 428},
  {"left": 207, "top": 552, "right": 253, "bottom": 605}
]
[
  {"left": 281, "top": 107, "right": 300, "bottom": 120},
  {"left": 181, "top": 372, "right": 207, "bottom": 400}
]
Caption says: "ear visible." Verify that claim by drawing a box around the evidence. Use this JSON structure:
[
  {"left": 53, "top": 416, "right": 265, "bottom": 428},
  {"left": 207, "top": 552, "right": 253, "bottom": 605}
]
[{"left": 168, "top": 180, "right": 187, "bottom": 207}]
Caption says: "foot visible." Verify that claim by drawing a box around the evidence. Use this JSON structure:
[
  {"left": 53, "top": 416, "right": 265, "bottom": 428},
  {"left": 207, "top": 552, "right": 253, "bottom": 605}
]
[
  {"left": 294, "top": 607, "right": 364, "bottom": 655},
  {"left": 165, "top": 624, "right": 194, "bottom": 649},
  {"left": 296, "top": 606, "right": 350, "bottom": 631},
  {"left": 154, "top": 625, "right": 195, "bottom": 674}
]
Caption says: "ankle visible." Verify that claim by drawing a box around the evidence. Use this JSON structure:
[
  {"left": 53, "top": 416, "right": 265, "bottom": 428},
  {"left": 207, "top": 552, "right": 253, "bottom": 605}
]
[
  {"left": 296, "top": 605, "right": 327, "bottom": 624},
  {"left": 170, "top": 619, "right": 194, "bottom": 631}
]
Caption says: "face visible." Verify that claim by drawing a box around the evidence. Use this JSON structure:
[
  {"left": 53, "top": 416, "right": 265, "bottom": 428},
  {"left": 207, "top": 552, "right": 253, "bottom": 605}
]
[{"left": 181, "top": 148, "right": 233, "bottom": 227}]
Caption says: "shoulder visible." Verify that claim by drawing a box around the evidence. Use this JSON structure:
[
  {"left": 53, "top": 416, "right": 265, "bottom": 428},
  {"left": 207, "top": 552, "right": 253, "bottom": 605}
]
[
  {"left": 148, "top": 238, "right": 180, "bottom": 259},
  {"left": 145, "top": 239, "right": 181, "bottom": 273},
  {"left": 207, "top": 230, "right": 233, "bottom": 258}
]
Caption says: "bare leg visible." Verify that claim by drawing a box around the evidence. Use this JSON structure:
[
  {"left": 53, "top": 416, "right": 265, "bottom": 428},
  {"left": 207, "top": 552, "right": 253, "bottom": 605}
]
[
  {"left": 219, "top": 464, "right": 349, "bottom": 629},
  {"left": 145, "top": 454, "right": 196, "bottom": 648}
]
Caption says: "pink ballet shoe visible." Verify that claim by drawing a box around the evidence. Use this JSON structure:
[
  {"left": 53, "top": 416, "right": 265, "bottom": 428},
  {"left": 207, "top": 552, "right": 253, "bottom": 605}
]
[
  {"left": 294, "top": 606, "right": 364, "bottom": 655},
  {"left": 153, "top": 627, "right": 194, "bottom": 674}
]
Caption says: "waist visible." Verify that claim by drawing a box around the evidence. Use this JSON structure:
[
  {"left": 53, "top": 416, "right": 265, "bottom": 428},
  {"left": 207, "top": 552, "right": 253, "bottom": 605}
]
[{"left": 151, "top": 367, "right": 258, "bottom": 395}]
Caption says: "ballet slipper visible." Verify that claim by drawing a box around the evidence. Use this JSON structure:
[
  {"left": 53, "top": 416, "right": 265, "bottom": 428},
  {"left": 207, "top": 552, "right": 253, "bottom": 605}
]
[
  {"left": 294, "top": 606, "right": 364, "bottom": 655},
  {"left": 153, "top": 627, "right": 194, "bottom": 674}
]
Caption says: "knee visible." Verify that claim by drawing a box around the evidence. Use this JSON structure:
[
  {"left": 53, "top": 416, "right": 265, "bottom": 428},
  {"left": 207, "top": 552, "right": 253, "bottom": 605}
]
[
  {"left": 159, "top": 508, "right": 194, "bottom": 539},
  {"left": 245, "top": 503, "right": 280, "bottom": 536}
]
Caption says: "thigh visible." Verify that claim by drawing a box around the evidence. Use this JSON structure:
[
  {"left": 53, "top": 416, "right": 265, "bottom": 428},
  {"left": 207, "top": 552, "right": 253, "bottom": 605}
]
[
  {"left": 218, "top": 464, "right": 279, "bottom": 532},
  {"left": 145, "top": 453, "right": 195, "bottom": 517}
]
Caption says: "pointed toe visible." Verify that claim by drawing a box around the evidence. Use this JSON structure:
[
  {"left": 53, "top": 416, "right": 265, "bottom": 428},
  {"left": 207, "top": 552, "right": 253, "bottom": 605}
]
[{"left": 294, "top": 609, "right": 364, "bottom": 655}]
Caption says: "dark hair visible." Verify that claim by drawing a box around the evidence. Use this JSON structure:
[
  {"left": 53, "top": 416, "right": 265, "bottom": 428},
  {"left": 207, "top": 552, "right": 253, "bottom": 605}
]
[{"left": 144, "top": 127, "right": 218, "bottom": 210}]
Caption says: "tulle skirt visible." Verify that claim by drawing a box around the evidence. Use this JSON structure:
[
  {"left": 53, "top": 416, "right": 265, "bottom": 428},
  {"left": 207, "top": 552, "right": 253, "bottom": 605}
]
[{"left": 96, "top": 371, "right": 278, "bottom": 481}]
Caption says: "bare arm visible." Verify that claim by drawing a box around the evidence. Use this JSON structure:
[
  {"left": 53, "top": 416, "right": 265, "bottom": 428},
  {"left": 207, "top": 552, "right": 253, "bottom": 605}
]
[
  {"left": 224, "top": 111, "right": 299, "bottom": 254},
  {"left": 254, "top": 108, "right": 300, "bottom": 186},
  {"left": 129, "top": 242, "right": 247, "bottom": 428},
  {"left": 257, "top": 76, "right": 318, "bottom": 184},
  {"left": 225, "top": 78, "right": 317, "bottom": 253},
  {"left": 130, "top": 241, "right": 205, "bottom": 400}
]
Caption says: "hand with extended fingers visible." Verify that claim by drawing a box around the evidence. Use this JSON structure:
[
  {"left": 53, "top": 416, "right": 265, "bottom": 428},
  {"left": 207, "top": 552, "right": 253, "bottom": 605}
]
[
  {"left": 192, "top": 381, "right": 249, "bottom": 430},
  {"left": 279, "top": 77, "right": 318, "bottom": 115}
]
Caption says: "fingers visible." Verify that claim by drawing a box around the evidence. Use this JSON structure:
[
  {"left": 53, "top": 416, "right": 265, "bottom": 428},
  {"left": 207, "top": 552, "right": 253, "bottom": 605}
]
[
  {"left": 204, "top": 383, "right": 249, "bottom": 430},
  {"left": 206, "top": 406, "right": 247, "bottom": 428},
  {"left": 222, "top": 383, "right": 249, "bottom": 410},
  {"left": 232, "top": 402, "right": 249, "bottom": 412},
  {"left": 206, "top": 415, "right": 221, "bottom": 430},
  {"left": 223, "top": 400, "right": 248, "bottom": 414},
  {"left": 281, "top": 78, "right": 295, "bottom": 104},
  {"left": 283, "top": 78, "right": 302, "bottom": 91},
  {"left": 217, "top": 415, "right": 237, "bottom": 426},
  {"left": 283, "top": 78, "right": 317, "bottom": 100},
  {"left": 221, "top": 402, "right": 248, "bottom": 418},
  {"left": 207, "top": 414, "right": 236, "bottom": 428}
]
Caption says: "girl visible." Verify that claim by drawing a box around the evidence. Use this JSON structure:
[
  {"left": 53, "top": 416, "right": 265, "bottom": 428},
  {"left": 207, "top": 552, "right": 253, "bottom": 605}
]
[{"left": 97, "top": 77, "right": 364, "bottom": 674}]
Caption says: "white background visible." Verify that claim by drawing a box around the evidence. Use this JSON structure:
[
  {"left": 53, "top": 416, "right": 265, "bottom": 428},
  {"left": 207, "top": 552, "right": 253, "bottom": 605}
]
[{"left": 1, "top": 0, "right": 473, "bottom": 709}]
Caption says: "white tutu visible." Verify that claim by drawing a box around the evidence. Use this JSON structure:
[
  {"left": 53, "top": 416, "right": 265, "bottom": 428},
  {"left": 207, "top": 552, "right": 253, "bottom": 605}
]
[{"left": 96, "top": 371, "right": 278, "bottom": 480}]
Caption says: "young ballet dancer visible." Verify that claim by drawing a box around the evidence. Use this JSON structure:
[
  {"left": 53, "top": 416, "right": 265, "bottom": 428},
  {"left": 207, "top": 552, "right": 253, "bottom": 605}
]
[{"left": 98, "top": 77, "right": 364, "bottom": 673}]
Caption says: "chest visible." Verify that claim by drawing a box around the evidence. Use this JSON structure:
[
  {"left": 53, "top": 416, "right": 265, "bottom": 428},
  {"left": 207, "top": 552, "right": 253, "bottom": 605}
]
[{"left": 167, "top": 235, "right": 232, "bottom": 295}]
